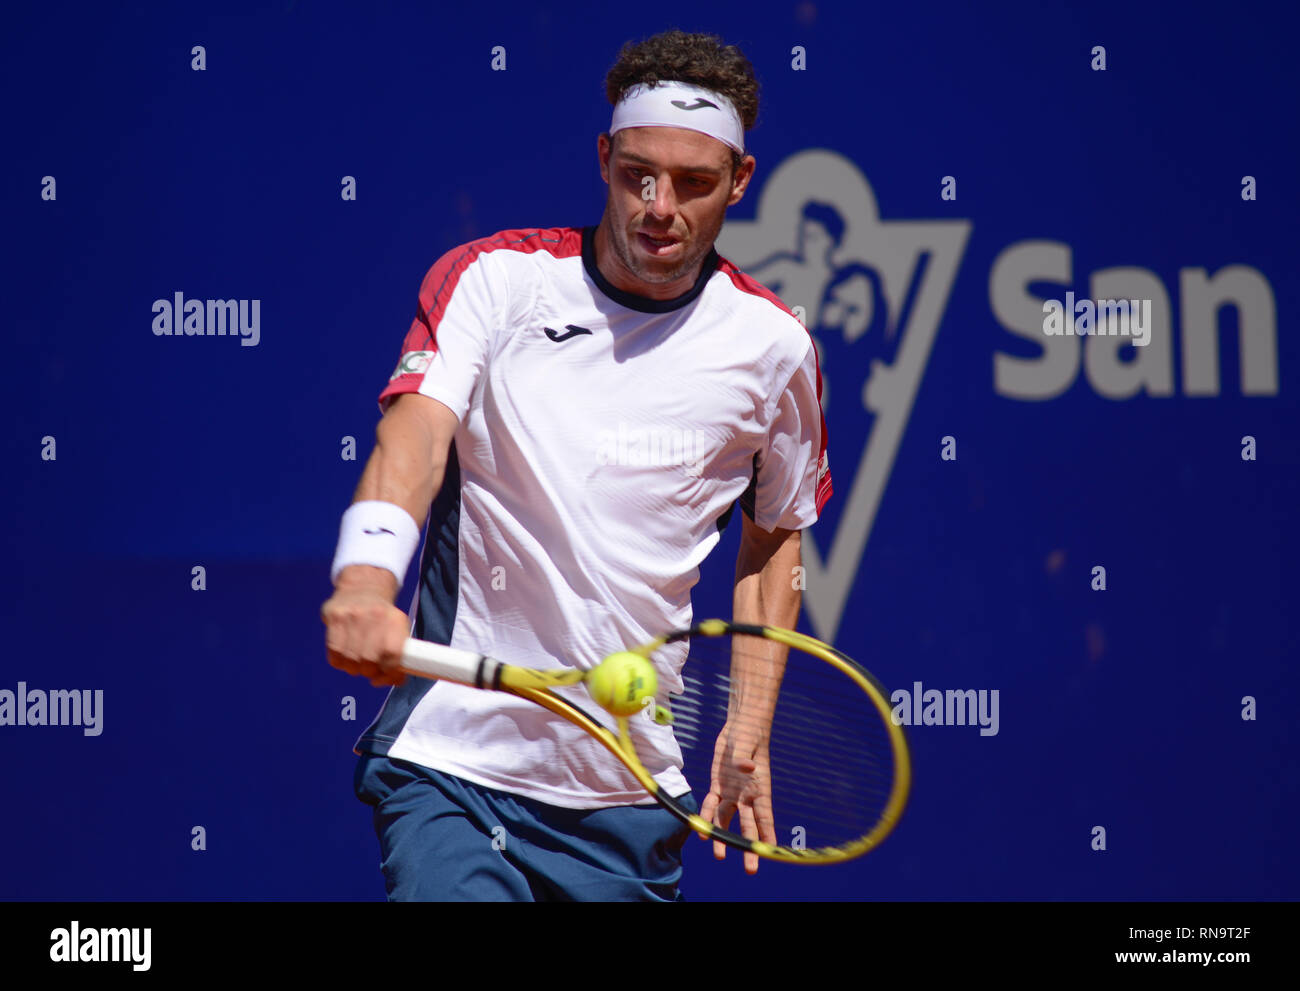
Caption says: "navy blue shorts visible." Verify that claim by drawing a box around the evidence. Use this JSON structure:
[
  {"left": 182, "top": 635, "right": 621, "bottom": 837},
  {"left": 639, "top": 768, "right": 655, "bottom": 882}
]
[{"left": 353, "top": 753, "right": 699, "bottom": 902}]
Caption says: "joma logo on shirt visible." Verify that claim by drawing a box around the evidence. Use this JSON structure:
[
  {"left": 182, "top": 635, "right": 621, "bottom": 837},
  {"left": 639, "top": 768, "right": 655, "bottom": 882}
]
[{"left": 543, "top": 324, "right": 593, "bottom": 343}]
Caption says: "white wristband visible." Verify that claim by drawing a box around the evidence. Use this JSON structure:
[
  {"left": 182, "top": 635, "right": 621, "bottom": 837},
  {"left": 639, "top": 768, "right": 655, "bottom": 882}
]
[{"left": 330, "top": 501, "right": 421, "bottom": 586}]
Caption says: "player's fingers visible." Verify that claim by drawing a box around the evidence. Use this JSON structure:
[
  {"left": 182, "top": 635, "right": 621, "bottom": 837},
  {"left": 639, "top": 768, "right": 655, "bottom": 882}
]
[
  {"left": 366, "top": 641, "right": 406, "bottom": 685},
  {"left": 378, "top": 621, "right": 405, "bottom": 669},
  {"left": 711, "top": 799, "right": 737, "bottom": 860},
  {"left": 712, "top": 798, "right": 736, "bottom": 831},
  {"left": 353, "top": 659, "right": 381, "bottom": 680},
  {"left": 697, "top": 790, "right": 720, "bottom": 840},
  {"left": 360, "top": 634, "right": 404, "bottom": 685},
  {"left": 754, "top": 797, "right": 777, "bottom": 846},
  {"left": 327, "top": 625, "right": 382, "bottom": 682},
  {"left": 738, "top": 801, "right": 758, "bottom": 839},
  {"left": 327, "top": 598, "right": 407, "bottom": 684},
  {"left": 325, "top": 627, "right": 363, "bottom": 675},
  {"left": 365, "top": 657, "right": 404, "bottom": 687},
  {"left": 739, "top": 803, "right": 760, "bottom": 874},
  {"left": 375, "top": 613, "right": 409, "bottom": 685},
  {"left": 327, "top": 647, "right": 361, "bottom": 675},
  {"left": 329, "top": 638, "right": 376, "bottom": 679},
  {"left": 356, "top": 608, "right": 390, "bottom": 674}
]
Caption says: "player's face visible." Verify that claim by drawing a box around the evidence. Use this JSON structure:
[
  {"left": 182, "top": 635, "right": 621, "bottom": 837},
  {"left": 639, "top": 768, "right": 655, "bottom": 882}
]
[{"left": 597, "top": 127, "right": 754, "bottom": 300}]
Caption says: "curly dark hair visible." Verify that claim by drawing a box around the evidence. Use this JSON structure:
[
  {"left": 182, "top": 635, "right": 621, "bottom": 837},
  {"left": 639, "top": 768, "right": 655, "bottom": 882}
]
[{"left": 603, "top": 29, "right": 759, "bottom": 176}]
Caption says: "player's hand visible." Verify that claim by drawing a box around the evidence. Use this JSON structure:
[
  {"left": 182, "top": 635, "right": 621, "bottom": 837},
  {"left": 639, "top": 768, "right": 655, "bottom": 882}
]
[
  {"left": 321, "top": 568, "right": 410, "bottom": 687},
  {"left": 697, "top": 721, "right": 776, "bottom": 875}
]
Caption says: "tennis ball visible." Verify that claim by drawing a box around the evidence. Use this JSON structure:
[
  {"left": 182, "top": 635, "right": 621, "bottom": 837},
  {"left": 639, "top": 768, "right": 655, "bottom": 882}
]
[{"left": 587, "top": 652, "right": 658, "bottom": 717}]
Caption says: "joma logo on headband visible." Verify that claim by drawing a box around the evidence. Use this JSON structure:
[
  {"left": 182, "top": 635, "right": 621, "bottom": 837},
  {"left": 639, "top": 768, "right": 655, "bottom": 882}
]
[{"left": 670, "top": 98, "right": 718, "bottom": 111}]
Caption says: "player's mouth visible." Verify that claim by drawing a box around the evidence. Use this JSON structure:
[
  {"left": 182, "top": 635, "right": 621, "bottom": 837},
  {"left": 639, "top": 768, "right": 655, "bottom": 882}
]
[{"left": 638, "top": 231, "right": 682, "bottom": 256}]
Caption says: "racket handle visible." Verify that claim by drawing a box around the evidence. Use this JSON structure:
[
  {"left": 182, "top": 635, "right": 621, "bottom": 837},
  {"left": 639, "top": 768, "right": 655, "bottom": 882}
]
[{"left": 400, "top": 639, "right": 503, "bottom": 689}]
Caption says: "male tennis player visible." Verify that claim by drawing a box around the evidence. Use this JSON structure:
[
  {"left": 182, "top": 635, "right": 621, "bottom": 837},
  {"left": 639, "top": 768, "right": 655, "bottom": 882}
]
[{"left": 321, "top": 30, "right": 831, "bottom": 901}]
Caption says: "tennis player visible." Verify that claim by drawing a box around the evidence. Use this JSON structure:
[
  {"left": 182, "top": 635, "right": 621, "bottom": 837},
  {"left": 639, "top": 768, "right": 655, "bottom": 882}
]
[{"left": 321, "top": 30, "right": 832, "bottom": 901}]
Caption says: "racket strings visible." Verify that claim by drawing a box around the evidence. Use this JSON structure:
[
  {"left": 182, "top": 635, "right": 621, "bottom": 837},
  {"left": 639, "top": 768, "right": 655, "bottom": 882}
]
[
  {"left": 672, "top": 688, "right": 893, "bottom": 803},
  {"left": 654, "top": 632, "right": 899, "bottom": 851}
]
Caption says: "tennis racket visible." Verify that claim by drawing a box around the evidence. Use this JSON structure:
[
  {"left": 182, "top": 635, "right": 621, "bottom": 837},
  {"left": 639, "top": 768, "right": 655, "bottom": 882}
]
[{"left": 398, "top": 619, "right": 911, "bottom": 865}]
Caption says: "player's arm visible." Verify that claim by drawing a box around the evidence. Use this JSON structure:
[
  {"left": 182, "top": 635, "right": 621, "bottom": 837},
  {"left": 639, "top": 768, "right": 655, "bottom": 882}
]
[
  {"left": 321, "top": 393, "right": 459, "bottom": 686},
  {"left": 696, "top": 514, "right": 802, "bottom": 873},
  {"left": 700, "top": 327, "right": 825, "bottom": 870},
  {"left": 731, "top": 513, "right": 802, "bottom": 743}
]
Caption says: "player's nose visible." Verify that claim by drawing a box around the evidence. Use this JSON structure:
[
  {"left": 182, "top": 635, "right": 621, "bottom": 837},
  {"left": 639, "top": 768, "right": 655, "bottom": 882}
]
[{"left": 645, "top": 175, "right": 680, "bottom": 217}]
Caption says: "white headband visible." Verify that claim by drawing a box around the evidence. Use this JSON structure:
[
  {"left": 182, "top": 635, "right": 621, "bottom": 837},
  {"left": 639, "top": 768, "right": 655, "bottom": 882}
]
[{"left": 610, "top": 81, "right": 745, "bottom": 155}]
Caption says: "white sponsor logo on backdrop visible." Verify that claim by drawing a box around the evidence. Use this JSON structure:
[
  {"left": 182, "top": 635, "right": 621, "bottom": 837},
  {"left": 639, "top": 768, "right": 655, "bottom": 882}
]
[{"left": 718, "top": 150, "right": 971, "bottom": 641}]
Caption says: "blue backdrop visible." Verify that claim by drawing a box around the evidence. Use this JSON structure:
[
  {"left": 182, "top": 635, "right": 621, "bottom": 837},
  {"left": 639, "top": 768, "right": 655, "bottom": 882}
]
[{"left": 3, "top": 0, "right": 1296, "bottom": 901}]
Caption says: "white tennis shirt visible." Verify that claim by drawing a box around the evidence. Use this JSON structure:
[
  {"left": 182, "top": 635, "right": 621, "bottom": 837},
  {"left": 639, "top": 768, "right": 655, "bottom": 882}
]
[{"left": 355, "top": 225, "right": 832, "bottom": 808}]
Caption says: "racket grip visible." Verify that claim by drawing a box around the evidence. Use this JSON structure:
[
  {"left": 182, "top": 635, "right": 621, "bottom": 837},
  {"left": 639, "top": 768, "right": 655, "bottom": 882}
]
[{"left": 400, "top": 638, "right": 503, "bottom": 689}]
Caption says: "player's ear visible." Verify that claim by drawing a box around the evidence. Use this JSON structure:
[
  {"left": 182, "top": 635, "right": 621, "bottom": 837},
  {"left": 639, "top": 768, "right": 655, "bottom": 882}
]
[{"left": 728, "top": 154, "right": 756, "bottom": 206}]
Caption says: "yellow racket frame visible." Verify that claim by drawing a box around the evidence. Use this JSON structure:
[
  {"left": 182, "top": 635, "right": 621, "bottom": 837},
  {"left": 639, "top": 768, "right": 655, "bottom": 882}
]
[{"left": 496, "top": 619, "right": 912, "bottom": 865}]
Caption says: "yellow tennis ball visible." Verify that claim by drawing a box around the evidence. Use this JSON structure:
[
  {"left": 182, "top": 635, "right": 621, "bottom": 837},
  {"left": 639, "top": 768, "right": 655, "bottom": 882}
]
[{"left": 588, "top": 652, "right": 658, "bottom": 717}]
